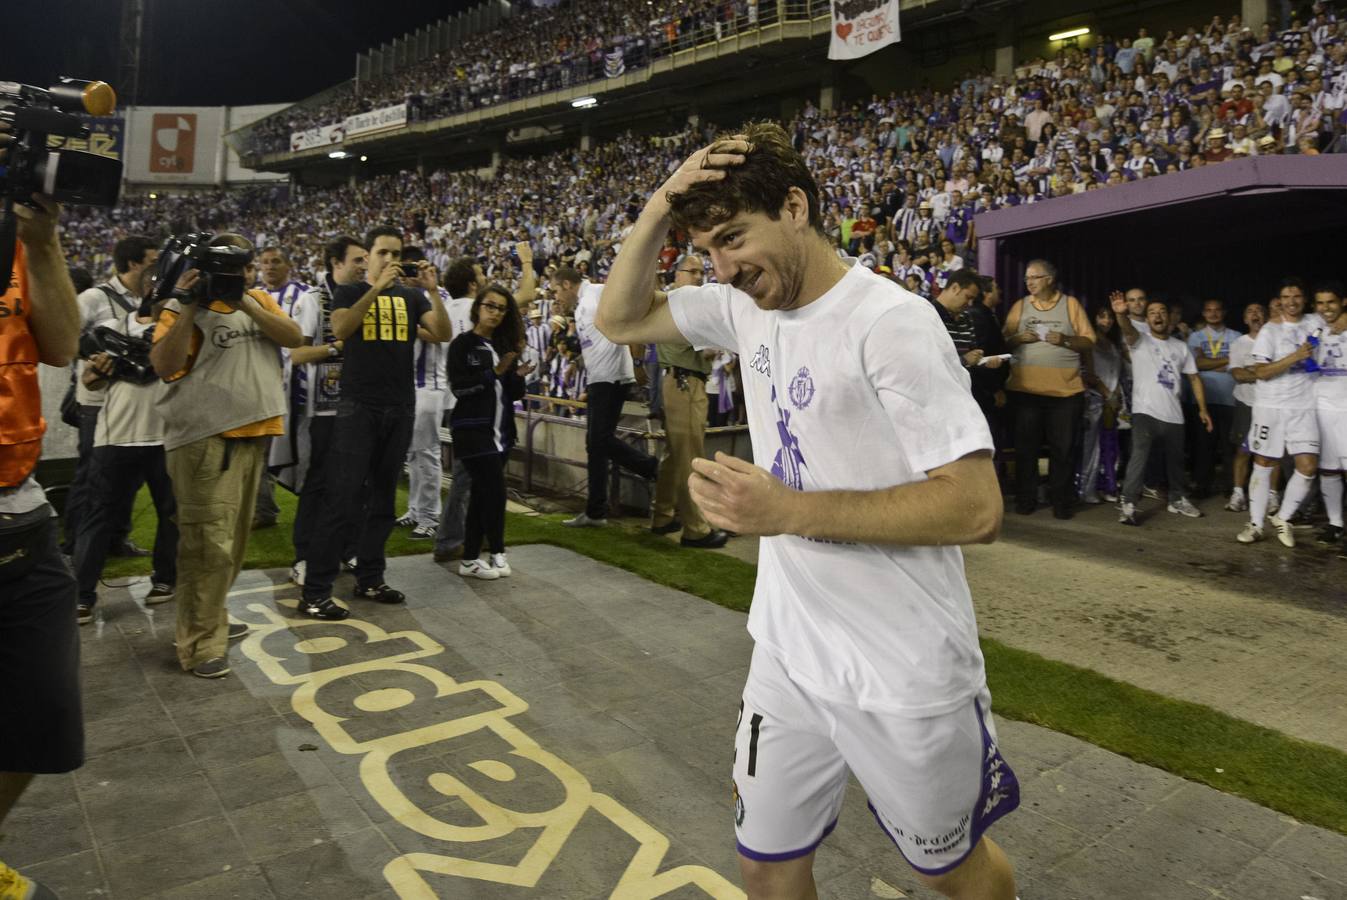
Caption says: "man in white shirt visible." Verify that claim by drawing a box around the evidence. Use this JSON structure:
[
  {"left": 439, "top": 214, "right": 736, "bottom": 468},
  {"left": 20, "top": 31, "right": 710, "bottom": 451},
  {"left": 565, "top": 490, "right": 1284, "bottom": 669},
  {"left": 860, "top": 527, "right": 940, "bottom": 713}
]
[
  {"left": 1239, "top": 278, "right": 1324, "bottom": 546},
  {"left": 65, "top": 236, "right": 160, "bottom": 559},
  {"left": 1187, "top": 298, "right": 1243, "bottom": 498},
  {"left": 1310, "top": 283, "right": 1347, "bottom": 548},
  {"left": 1226, "top": 302, "right": 1268, "bottom": 512},
  {"left": 595, "top": 124, "right": 1017, "bottom": 900},
  {"left": 397, "top": 247, "right": 452, "bottom": 540},
  {"left": 254, "top": 246, "right": 309, "bottom": 529},
  {"left": 1113, "top": 294, "right": 1213, "bottom": 525},
  {"left": 558, "top": 266, "right": 659, "bottom": 527}
]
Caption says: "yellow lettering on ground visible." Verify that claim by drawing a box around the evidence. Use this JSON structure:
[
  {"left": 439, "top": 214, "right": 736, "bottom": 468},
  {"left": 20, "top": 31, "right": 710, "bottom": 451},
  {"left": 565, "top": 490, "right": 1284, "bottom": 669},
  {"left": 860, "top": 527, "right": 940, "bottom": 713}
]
[{"left": 238, "top": 603, "right": 744, "bottom": 899}]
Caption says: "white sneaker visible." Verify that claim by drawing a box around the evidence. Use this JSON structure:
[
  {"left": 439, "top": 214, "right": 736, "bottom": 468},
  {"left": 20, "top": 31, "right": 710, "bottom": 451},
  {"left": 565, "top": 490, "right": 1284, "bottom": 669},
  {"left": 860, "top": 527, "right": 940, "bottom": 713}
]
[
  {"left": 1267, "top": 514, "right": 1295, "bottom": 548},
  {"left": 1267, "top": 490, "right": 1281, "bottom": 515},
  {"left": 490, "top": 553, "right": 512, "bottom": 577},
  {"left": 289, "top": 560, "right": 306, "bottom": 586},
  {"left": 1080, "top": 491, "right": 1102, "bottom": 505},
  {"left": 396, "top": 513, "right": 416, "bottom": 527},
  {"left": 1225, "top": 490, "right": 1247, "bottom": 512},
  {"left": 1118, "top": 501, "right": 1138, "bottom": 526},
  {"left": 342, "top": 556, "right": 357, "bottom": 571},
  {"left": 410, "top": 524, "right": 436, "bottom": 540},
  {"left": 1141, "top": 486, "right": 1162, "bottom": 500},
  {"left": 1236, "top": 522, "right": 1265, "bottom": 544},
  {"left": 1167, "top": 497, "right": 1202, "bottom": 518},
  {"left": 458, "top": 558, "right": 500, "bottom": 580}
]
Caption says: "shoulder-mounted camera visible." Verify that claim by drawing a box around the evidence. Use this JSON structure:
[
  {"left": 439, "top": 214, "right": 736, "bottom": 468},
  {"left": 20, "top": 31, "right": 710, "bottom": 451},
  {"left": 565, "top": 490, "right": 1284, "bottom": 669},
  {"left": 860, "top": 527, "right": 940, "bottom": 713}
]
[
  {"left": 0, "top": 78, "right": 123, "bottom": 209},
  {"left": 148, "top": 232, "right": 255, "bottom": 307}
]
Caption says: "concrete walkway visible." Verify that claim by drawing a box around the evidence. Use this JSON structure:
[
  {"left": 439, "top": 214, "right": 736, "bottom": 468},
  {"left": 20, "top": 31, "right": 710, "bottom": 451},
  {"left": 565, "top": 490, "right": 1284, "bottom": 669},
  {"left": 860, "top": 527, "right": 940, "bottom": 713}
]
[{"left": 7, "top": 546, "right": 1346, "bottom": 899}]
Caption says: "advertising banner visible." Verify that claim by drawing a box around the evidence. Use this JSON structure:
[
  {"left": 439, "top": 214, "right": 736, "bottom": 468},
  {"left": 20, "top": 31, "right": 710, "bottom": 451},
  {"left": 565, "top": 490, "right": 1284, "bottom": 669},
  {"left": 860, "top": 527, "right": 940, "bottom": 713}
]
[
  {"left": 828, "top": 0, "right": 901, "bottom": 60},
  {"left": 290, "top": 123, "right": 346, "bottom": 152},
  {"left": 342, "top": 103, "right": 407, "bottom": 140},
  {"left": 124, "top": 107, "right": 225, "bottom": 184},
  {"left": 46, "top": 114, "right": 125, "bottom": 161}
]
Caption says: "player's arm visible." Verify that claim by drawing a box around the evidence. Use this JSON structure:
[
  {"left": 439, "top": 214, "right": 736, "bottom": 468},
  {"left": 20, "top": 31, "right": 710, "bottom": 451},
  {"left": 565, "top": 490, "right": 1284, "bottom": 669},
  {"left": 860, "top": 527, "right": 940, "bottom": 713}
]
[
  {"left": 1186, "top": 373, "right": 1213, "bottom": 431},
  {"left": 1196, "top": 353, "right": 1230, "bottom": 370},
  {"left": 514, "top": 242, "right": 538, "bottom": 305},
  {"left": 597, "top": 138, "right": 751, "bottom": 345},
  {"left": 1110, "top": 291, "right": 1141, "bottom": 345},
  {"left": 15, "top": 194, "right": 80, "bottom": 366},
  {"left": 690, "top": 450, "right": 1002, "bottom": 546},
  {"left": 1251, "top": 342, "right": 1312, "bottom": 380}
]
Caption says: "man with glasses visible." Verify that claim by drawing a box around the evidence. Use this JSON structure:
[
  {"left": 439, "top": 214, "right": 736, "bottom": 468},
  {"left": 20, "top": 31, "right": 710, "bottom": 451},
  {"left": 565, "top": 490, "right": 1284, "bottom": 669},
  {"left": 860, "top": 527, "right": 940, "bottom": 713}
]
[{"left": 650, "top": 255, "right": 729, "bottom": 547}]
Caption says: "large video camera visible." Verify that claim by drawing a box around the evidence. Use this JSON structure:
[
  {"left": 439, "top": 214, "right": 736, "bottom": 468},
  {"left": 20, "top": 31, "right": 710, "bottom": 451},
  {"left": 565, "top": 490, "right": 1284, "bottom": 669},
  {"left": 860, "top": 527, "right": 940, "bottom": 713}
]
[
  {"left": 0, "top": 77, "right": 124, "bottom": 286},
  {"left": 148, "top": 232, "right": 255, "bottom": 307},
  {"left": 80, "top": 325, "right": 159, "bottom": 386}
]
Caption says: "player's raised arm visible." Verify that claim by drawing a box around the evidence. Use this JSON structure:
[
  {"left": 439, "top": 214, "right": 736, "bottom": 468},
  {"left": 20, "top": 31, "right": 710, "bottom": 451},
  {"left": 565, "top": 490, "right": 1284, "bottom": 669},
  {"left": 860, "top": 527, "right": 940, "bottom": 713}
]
[{"left": 597, "top": 138, "right": 751, "bottom": 346}]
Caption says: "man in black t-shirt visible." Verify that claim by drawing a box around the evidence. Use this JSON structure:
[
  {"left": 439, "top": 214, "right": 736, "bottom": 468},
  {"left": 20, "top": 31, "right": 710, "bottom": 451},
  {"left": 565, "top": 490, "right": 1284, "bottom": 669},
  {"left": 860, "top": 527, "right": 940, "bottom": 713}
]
[{"left": 299, "top": 225, "right": 450, "bottom": 620}]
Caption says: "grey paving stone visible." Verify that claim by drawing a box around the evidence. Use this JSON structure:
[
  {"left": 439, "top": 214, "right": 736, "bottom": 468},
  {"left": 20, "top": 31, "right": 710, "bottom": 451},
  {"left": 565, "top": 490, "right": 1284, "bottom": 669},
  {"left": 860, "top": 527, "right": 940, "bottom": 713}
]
[
  {"left": 163, "top": 685, "right": 277, "bottom": 736},
  {"left": 1157, "top": 780, "right": 1301, "bottom": 853},
  {"left": 1056, "top": 746, "right": 1188, "bottom": 806},
  {"left": 19, "top": 849, "right": 108, "bottom": 900},
  {"left": 83, "top": 703, "right": 183, "bottom": 758},
  {"left": 184, "top": 716, "right": 310, "bottom": 769},
  {"left": 229, "top": 784, "right": 373, "bottom": 862},
  {"left": 82, "top": 771, "right": 223, "bottom": 845},
  {"left": 205, "top": 750, "right": 338, "bottom": 812},
  {"left": 101, "top": 815, "right": 250, "bottom": 897},
  {"left": 1019, "top": 767, "right": 1148, "bottom": 840},
  {"left": 1220, "top": 852, "right": 1347, "bottom": 900},
  {"left": 260, "top": 827, "right": 398, "bottom": 899},
  {"left": 1268, "top": 822, "right": 1347, "bottom": 885},
  {"left": 75, "top": 736, "right": 197, "bottom": 789},
  {"left": 1094, "top": 806, "right": 1259, "bottom": 894},
  {"left": 0, "top": 800, "right": 92, "bottom": 868},
  {"left": 148, "top": 864, "right": 278, "bottom": 899},
  {"left": 1032, "top": 839, "right": 1217, "bottom": 900}
]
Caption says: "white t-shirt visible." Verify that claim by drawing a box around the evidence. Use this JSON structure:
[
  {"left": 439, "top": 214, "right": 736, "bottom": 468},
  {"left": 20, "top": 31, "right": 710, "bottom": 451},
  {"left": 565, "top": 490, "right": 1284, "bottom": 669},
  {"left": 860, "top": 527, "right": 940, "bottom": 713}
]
[
  {"left": 444, "top": 295, "right": 476, "bottom": 411},
  {"left": 1229, "top": 333, "right": 1259, "bottom": 406},
  {"left": 1127, "top": 331, "right": 1197, "bottom": 425},
  {"left": 1252, "top": 314, "right": 1326, "bottom": 410},
  {"left": 667, "top": 261, "right": 993, "bottom": 717},
  {"left": 575, "top": 281, "right": 635, "bottom": 385},
  {"left": 413, "top": 287, "right": 451, "bottom": 393},
  {"left": 1315, "top": 326, "right": 1347, "bottom": 411},
  {"left": 93, "top": 312, "right": 165, "bottom": 448}
]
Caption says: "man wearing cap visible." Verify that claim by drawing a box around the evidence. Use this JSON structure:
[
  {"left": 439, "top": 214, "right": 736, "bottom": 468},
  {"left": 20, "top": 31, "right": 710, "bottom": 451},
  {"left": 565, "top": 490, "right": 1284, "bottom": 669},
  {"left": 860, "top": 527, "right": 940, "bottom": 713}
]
[{"left": 1202, "top": 128, "right": 1233, "bottom": 162}]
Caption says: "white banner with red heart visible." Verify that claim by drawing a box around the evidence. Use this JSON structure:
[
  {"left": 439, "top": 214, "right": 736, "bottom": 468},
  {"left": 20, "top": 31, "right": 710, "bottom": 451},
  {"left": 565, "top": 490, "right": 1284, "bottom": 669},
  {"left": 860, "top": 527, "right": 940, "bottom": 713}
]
[{"left": 828, "top": 0, "right": 902, "bottom": 60}]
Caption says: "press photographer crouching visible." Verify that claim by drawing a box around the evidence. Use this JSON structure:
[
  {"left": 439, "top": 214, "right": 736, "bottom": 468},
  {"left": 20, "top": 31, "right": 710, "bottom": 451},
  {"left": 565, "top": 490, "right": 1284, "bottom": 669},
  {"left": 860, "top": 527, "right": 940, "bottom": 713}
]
[
  {"left": 72, "top": 262, "right": 179, "bottom": 624},
  {"left": 148, "top": 232, "right": 302, "bottom": 679}
]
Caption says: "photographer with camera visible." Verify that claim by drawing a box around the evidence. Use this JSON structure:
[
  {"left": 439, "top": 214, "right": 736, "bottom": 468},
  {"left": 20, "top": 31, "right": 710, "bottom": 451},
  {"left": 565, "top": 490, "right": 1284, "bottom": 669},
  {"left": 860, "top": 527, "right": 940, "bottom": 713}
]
[
  {"left": 71, "top": 279, "right": 179, "bottom": 624},
  {"left": 299, "top": 226, "right": 449, "bottom": 621},
  {"left": 63, "top": 235, "right": 160, "bottom": 559},
  {"left": 0, "top": 182, "right": 84, "bottom": 900},
  {"left": 149, "top": 233, "right": 302, "bottom": 678}
]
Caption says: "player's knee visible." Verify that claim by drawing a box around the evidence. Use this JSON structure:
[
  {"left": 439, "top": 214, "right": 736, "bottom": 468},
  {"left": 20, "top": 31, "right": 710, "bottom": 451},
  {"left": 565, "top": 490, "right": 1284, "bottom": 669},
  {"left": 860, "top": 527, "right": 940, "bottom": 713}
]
[{"left": 738, "top": 854, "right": 814, "bottom": 900}]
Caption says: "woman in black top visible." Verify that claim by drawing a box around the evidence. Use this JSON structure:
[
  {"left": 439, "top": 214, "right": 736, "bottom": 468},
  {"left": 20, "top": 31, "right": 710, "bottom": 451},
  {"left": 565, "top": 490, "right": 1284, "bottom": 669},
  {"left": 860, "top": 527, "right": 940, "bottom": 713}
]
[{"left": 448, "top": 284, "right": 532, "bottom": 579}]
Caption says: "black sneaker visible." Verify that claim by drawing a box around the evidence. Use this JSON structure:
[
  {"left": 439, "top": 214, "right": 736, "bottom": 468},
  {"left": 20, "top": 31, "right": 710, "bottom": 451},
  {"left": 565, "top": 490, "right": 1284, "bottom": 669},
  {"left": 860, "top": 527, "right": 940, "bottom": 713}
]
[
  {"left": 299, "top": 597, "right": 350, "bottom": 620},
  {"left": 110, "top": 539, "right": 152, "bottom": 558},
  {"left": 651, "top": 519, "right": 682, "bottom": 535},
  {"left": 681, "top": 529, "right": 729, "bottom": 548},
  {"left": 145, "top": 582, "right": 175, "bottom": 605},
  {"left": 77, "top": 604, "right": 94, "bottom": 625},
  {"left": 227, "top": 622, "right": 250, "bottom": 641},
  {"left": 1315, "top": 524, "right": 1344, "bottom": 545},
  {"left": 354, "top": 584, "right": 406, "bottom": 604},
  {"left": 192, "top": 657, "right": 231, "bottom": 679}
]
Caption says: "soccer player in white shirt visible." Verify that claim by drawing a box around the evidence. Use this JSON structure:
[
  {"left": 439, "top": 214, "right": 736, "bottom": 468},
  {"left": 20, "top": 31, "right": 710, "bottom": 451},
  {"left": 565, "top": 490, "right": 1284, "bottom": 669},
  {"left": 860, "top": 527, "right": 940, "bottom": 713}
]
[
  {"left": 1310, "top": 283, "right": 1347, "bottom": 547},
  {"left": 1239, "top": 279, "right": 1325, "bottom": 546},
  {"left": 596, "top": 124, "right": 1018, "bottom": 900}
]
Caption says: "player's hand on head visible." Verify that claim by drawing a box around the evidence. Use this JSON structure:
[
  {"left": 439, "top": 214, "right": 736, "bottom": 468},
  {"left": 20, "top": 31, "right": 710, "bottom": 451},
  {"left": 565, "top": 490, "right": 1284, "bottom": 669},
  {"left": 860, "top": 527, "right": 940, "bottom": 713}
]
[
  {"left": 688, "top": 451, "right": 790, "bottom": 537},
  {"left": 657, "top": 137, "right": 753, "bottom": 202}
]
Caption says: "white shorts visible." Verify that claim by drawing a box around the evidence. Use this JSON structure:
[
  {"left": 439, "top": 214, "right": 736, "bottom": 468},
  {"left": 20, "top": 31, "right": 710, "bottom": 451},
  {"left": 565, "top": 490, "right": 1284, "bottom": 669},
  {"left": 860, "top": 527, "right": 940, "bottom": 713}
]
[
  {"left": 1320, "top": 407, "right": 1347, "bottom": 470},
  {"left": 732, "top": 645, "right": 1019, "bottom": 876},
  {"left": 1248, "top": 406, "right": 1320, "bottom": 459}
]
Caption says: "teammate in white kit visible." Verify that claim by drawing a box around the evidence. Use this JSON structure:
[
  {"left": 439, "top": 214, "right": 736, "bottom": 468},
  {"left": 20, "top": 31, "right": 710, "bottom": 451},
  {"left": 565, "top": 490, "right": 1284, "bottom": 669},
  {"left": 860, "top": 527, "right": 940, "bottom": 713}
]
[
  {"left": 1239, "top": 279, "right": 1325, "bottom": 547},
  {"left": 1311, "top": 283, "right": 1347, "bottom": 548},
  {"left": 598, "top": 123, "right": 1017, "bottom": 900}
]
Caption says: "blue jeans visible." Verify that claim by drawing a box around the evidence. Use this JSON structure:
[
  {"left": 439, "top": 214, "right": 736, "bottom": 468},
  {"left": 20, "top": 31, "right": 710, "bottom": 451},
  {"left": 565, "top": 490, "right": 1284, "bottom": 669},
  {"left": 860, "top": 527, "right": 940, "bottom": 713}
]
[{"left": 434, "top": 457, "right": 471, "bottom": 554}]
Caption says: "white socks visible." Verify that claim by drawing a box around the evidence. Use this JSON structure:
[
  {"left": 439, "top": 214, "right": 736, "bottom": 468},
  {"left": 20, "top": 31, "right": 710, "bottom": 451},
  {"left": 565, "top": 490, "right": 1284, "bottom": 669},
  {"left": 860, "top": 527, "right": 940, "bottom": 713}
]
[
  {"left": 1249, "top": 465, "right": 1273, "bottom": 528},
  {"left": 1322, "top": 473, "right": 1344, "bottom": 528},
  {"left": 1279, "top": 471, "right": 1315, "bottom": 521}
]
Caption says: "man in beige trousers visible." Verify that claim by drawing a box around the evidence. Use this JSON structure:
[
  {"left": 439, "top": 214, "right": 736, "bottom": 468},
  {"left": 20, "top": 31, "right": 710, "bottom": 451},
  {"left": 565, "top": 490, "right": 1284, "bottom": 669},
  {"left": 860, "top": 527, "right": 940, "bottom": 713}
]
[{"left": 651, "top": 254, "right": 729, "bottom": 549}]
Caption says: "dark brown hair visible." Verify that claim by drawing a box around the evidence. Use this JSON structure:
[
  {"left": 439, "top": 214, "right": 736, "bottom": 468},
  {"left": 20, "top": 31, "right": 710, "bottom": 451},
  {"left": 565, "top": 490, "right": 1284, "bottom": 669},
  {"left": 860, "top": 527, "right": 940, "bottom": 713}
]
[
  {"left": 472, "top": 284, "right": 525, "bottom": 356},
  {"left": 667, "top": 121, "right": 823, "bottom": 235}
]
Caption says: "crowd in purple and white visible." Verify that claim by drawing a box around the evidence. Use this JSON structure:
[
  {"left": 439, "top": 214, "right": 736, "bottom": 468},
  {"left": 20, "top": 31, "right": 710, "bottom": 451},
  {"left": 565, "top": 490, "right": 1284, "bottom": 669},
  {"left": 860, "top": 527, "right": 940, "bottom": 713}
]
[{"left": 239, "top": 0, "right": 773, "bottom": 158}]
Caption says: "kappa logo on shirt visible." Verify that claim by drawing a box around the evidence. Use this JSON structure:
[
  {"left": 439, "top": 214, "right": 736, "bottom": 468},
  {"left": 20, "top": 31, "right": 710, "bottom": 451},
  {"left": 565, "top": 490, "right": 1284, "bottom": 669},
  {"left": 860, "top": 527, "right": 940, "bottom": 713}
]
[{"left": 749, "top": 344, "right": 771, "bottom": 377}]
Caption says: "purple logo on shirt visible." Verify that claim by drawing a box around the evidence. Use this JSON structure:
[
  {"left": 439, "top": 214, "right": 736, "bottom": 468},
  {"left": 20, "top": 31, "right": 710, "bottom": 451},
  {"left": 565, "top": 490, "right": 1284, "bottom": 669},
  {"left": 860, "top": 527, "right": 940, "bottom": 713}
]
[
  {"left": 770, "top": 386, "right": 808, "bottom": 490},
  {"left": 788, "top": 366, "right": 815, "bottom": 411}
]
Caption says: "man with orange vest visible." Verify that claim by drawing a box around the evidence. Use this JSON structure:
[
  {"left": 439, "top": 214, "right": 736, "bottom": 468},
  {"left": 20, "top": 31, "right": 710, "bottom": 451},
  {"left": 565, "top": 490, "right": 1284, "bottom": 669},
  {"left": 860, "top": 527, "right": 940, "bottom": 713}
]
[{"left": 0, "top": 177, "right": 85, "bottom": 900}]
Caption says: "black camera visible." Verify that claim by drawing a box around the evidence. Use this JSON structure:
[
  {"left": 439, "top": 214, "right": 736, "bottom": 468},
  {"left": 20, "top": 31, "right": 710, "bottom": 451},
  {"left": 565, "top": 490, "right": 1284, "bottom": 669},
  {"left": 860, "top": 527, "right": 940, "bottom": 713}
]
[
  {"left": 149, "top": 232, "right": 255, "bottom": 307},
  {"left": 0, "top": 78, "right": 123, "bottom": 208},
  {"left": 83, "top": 325, "right": 158, "bottom": 385},
  {"left": 399, "top": 262, "right": 421, "bottom": 278}
]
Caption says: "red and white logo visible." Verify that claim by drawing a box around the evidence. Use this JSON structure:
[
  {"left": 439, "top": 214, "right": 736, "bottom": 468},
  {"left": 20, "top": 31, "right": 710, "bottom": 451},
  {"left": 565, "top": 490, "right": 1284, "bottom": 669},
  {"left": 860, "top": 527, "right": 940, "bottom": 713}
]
[{"left": 150, "top": 113, "right": 197, "bottom": 173}]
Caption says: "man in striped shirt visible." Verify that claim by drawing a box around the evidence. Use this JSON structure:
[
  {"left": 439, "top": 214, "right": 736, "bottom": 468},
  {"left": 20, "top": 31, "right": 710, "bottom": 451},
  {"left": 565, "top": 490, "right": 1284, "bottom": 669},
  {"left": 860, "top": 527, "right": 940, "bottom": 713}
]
[
  {"left": 928, "top": 270, "right": 986, "bottom": 368},
  {"left": 398, "top": 247, "right": 450, "bottom": 539},
  {"left": 256, "top": 246, "right": 308, "bottom": 529}
]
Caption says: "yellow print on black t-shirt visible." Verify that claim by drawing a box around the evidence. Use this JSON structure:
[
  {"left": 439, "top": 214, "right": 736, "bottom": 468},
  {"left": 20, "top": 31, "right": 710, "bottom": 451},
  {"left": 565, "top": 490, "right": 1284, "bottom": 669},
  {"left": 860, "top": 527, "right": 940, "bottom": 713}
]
[{"left": 363, "top": 295, "right": 409, "bottom": 342}]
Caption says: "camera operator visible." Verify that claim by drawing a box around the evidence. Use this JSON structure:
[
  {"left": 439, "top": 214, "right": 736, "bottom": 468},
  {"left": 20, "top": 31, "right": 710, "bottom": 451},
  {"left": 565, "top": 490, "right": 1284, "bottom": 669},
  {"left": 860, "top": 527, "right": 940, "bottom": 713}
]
[
  {"left": 72, "top": 288, "right": 178, "bottom": 624},
  {"left": 63, "top": 235, "right": 159, "bottom": 559},
  {"left": 299, "top": 226, "right": 450, "bottom": 620},
  {"left": 149, "top": 233, "right": 302, "bottom": 678},
  {"left": 0, "top": 180, "right": 84, "bottom": 899}
]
